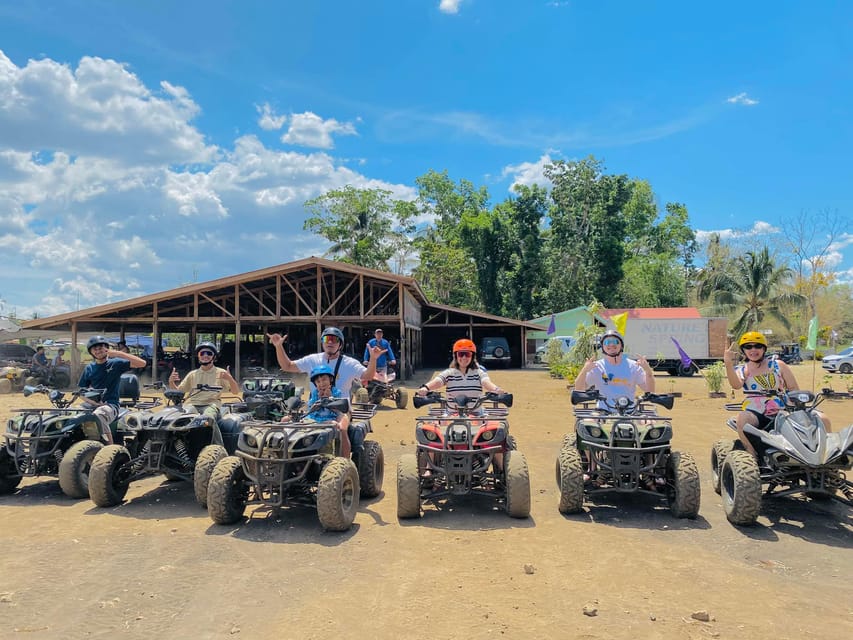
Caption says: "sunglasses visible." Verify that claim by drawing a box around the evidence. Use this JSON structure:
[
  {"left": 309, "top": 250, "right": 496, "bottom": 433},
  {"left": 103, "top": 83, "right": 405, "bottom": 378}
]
[
  {"left": 456, "top": 351, "right": 473, "bottom": 358},
  {"left": 741, "top": 344, "right": 765, "bottom": 350},
  {"left": 198, "top": 350, "right": 215, "bottom": 357},
  {"left": 602, "top": 338, "right": 621, "bottom": 346},
  {"left": 322, "top": 336, "right": 340, "bottom": 344}
]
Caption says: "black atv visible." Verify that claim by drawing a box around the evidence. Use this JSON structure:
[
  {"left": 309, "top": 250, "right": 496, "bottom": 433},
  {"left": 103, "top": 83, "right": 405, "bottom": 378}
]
[
  {"left": 88, "top": 384, "right": 228, "bottom": 508},
  {"left": 24, "top": 364, "right": 72, "bottom": 390},
  {"left": 206, "top": 396, "right": 383, "bottom": 531},
  {"left": 396, "top": 392, "right": 530, "bottom": 519},
  {"left": 0, "top": 374, "right": 149, "bottom": 498},
  {"left": 556, "top": 389, "right": 700, "bottom": 519},
  {"left": 354, "top": 369, "right": 408, "bottom": 409}
]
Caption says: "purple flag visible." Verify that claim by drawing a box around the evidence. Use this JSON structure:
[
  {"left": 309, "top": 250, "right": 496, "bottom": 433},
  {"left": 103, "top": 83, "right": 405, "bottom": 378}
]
[
  {"left": 547, "top": 314, "right": 556, "bottom": 336},
  {"left": 671, "top": 337, "right": 692, "bottom": 368}
]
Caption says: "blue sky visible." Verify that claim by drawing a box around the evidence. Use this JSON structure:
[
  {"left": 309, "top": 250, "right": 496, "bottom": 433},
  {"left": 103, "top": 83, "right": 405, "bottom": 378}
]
[{"left": 1, "top": 0, "right": 851, "bottom": 319}]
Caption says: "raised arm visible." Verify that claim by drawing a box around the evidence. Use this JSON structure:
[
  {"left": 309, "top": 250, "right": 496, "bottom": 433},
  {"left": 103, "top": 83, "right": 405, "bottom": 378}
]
[
  {"left": 723, "top": 342, "right": 743, "bottom": 390},
  {"left": 266, "top": 333, "right": 300, "bottom": 373}
]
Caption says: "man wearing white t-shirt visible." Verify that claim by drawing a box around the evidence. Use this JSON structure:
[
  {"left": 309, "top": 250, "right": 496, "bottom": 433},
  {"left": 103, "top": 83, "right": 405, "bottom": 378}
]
[{"left": 267, "top": 326, "right": 382, "bottom": 396}]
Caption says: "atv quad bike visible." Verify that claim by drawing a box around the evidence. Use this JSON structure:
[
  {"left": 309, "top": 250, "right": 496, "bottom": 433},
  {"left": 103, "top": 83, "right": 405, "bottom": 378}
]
[
  {"left": 0, "top": 374, "right": 150, "bottom": 498},
  {"left": 556, "top": 389, "right": 700, "bottom": 519},
  {"left": 712, "top": 390, "right": 853, "bottom": 526},
  {"left": 206, "top": 396, "right": 383, "bottom": 531},
  {"left": 88, "top": 384, "right": 228, "bottom": 508},
  {"left": 396, "top": 391, "right": 530, "bottom": 519},
  {"left": 354, "top": 369, "right": 408, "bottom": 409}
]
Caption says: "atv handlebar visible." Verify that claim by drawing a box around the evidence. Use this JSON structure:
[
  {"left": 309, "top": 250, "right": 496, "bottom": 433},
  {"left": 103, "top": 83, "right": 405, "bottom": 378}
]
[
  {"left": 412, "top": 391, "right": 512, "bottom": 411},
  {"left": 571, "top": 389, "right": 675, "bottom": 412}
]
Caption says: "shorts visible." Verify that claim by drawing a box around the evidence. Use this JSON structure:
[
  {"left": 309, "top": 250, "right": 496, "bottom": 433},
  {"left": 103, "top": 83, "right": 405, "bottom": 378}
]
[{"left": 745, "top": 409, "right": 774, "bottom": 430}]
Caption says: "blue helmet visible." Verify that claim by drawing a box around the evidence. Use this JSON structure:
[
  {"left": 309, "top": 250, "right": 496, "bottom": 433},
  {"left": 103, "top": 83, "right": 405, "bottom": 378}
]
[{"left": 309, "top": 364, "right": 335, "bottom": 385}]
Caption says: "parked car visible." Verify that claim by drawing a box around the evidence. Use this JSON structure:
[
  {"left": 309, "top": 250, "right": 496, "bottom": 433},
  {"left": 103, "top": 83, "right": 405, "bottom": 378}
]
[
  {"left": 822, "top": 347, "right": 853, "bottom": 374},
  {"left": 534, "top": 336, "right": 575, "bottom": 364},
  {"left": 479, "top": 337, "right": 512, "bottom": 368},
  {"left": 0, "top": 344, "right": 36, "bottom": 364}
]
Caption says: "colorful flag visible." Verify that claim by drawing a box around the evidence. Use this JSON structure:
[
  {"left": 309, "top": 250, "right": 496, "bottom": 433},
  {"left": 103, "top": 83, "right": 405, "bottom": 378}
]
[
  {"left": 547, "top": 314, "right": 556, "bottom": 336},
  {"left": 806, "top": 315, "right": 818, "bottom": 351},
  {"left": 671, "top": 337, "right": 693, "bottom": 369},
  {"left": 612, "top": 311, "right": 628, "bottom": 336}
]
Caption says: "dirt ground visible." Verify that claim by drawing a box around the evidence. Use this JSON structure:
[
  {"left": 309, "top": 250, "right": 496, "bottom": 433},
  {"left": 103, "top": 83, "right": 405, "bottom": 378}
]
[{"left": 0, "top": 364, "right": 851, "bottom": 640}]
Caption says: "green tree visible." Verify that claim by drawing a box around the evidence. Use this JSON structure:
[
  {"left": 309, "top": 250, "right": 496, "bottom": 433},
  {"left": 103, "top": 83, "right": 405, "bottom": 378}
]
[
  {"left": 544, "top": 156, "right": 632, "bottom": 309},
  {"left": 697, "top": 246, "right": 805, "bottom": 336},
  {"left": 498, "top": 184, "right": 548, "bottom": 319},
  {"left": 303, "top": 186, "right": 408, "bottom": 270}
]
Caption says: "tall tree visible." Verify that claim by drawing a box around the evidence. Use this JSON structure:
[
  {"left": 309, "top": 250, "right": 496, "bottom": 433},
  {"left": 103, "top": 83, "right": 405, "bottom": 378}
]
[
  {"left": 412, "top": 170, "right": 491, "bottom": 309},
  {"left": 498, "top": 184, "right": 548, "bottom": 319},
  {"left": 697, "top": 246, "right": 805, "bottom": 336},
  {"left": 544, "top": 156, "right": 632, "bottom": 309},
  {"left": 303, "top": 186, "right": 409, "bottom": 270}
]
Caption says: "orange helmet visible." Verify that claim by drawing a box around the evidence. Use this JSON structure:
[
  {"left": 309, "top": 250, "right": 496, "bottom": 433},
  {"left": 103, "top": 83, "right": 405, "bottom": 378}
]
[
  {"left": 738, "top": 331, "right": 767, "bottom": 350},
  {"left": 453, "top": 338, "right": 476, "bottom": 353}
]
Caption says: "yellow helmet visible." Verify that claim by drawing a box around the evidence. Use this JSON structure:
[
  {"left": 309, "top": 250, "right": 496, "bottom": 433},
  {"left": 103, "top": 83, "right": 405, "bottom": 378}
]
[{"left": 738, "top": 331, "right": 767, "bottom": 350}]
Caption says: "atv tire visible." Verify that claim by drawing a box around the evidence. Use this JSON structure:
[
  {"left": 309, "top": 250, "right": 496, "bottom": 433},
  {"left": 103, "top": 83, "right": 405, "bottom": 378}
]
[
  {"left": 504, "top": 450, "right": 531, "bottom": 518},
  {"left": 207, "top": 456, "right": 248, "bottom": 525},
  {"left": 356, "top": 440, "right": 384, "bottom": 499},
  {"left": 353, "top": 388, "right": 370, "bottom": 404},
  {"left": 721, "top": 450, "right": 762, "bottom": 526},
  {"left": 395, "top": 387, "right": 408, "bottom": 410},
  {"left": 58, "top": 440, "right": 104, "bottom": 499},
  {"left": 666, "top": 451, "right": 701, "bottom": 519},
  {"left": 396, "top": 453, "right": 421, "bottom": 519},
  {"left": 89, "top": 445, "right": 132, "bottom": 507},
  {"left": 711, "top": 440, "right": 738, "bottom": 495},
  {"left": 0, "top": 448, "right": 22, "bottom": 494},
  {"left": 557, "top": 445, "right": 584, "bottom": 514},
  {"left": 193, "top": 444, "right": 227, "bottom": 507},
  {"left": 317, "top": 457, "right": 359, "bottom": 532}
]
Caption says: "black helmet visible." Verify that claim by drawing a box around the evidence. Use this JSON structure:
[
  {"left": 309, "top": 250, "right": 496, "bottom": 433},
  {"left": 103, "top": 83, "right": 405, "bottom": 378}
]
[
  {"left": 321, "top": 327, "right": 345, "bottom": 347},
  {"left": 599, "top": 329, "right": 624, "bottom": 353},
  {"left": 86, "top": 335, "right": 110, "bottom": 354},
  {"left": 195, "top": 341, "right": 218, "bottom": 357}
]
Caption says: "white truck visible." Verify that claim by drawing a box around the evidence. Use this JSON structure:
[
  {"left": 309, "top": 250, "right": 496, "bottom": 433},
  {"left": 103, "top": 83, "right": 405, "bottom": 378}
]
[{"left": 620, "top": 317, "right": 728, "bottom": 377}]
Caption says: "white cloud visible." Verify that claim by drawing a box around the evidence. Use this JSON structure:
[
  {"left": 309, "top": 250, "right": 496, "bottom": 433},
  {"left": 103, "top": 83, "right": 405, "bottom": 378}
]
[
  {"left": 257, "top": 102, "right": 287, "bottom": 131},
  {"left": 726, "top": 92, "right": 759, "bottom": 106},
  {"left": 0, "top": 51, "right": 412, "bottom": 318},
  {"left": 281, "top": 112, "right": 358, "bottom": 149},
  {"left": 0, "top": 51, "right": 217, "bottom": 165},
  {"left": 695, "top": 220, "right": 780, "bottom": 244},
  {"left": 501, "top": 153, "right": 557, "bottom": 191},
  {"left": 439, "top": 0, "right": 463, "bottom": 14}
]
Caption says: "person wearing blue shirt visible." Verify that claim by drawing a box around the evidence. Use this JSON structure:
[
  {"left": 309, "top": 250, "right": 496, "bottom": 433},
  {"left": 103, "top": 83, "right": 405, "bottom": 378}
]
[
  {"left": 363, "top": 328, "right": 396, "bottom": 374},
  {"left": 299, "top": 365, "right": 351, "bottom": 457},
  {"left": 78, "top": 335, "right": 146, "bottom": 444}
]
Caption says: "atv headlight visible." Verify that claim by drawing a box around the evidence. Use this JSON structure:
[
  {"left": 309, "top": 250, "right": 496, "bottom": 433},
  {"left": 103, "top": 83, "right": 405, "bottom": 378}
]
[
  {"left": 424, "top": 429, "right": 439, "bottom": 442},
  {"left": 647, "top": 427, "right": 662, "bottom": 440},
  {"left": 296, "top": 434, "right": 316, "bottom": 449},
  {"left": 480, "top": 429, "right": 495, "bottom": 441},
  {"left": 245, "top": 433, "right": 257, "bottom": 448},
  {"left": 589, "top": 426, "right": 604, "bottom": 439}
]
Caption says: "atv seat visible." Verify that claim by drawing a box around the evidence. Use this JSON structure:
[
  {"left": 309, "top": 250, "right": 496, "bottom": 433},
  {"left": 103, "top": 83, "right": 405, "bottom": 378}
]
[{"left": 118, "top": 373, "right": 140, "bottom": 406}]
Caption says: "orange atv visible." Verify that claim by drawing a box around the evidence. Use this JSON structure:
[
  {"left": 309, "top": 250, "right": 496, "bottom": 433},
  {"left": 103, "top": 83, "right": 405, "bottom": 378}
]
[{"left": 396, "top": 392, "right": 529, "bottom": 518}]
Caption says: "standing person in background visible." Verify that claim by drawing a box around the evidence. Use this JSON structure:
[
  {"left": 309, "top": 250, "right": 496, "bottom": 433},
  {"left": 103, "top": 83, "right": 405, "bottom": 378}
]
[
  {"left": 363, "top": 328, "right": 396, "bottom": 375},
  {"left": 78, "top": 336, "right": 146, "bottom": 444}
]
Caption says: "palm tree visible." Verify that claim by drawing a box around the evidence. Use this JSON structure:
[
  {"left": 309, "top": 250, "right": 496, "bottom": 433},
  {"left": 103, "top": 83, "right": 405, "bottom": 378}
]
[{"left": 697, "top": 246, "right": 805, "bottom": 336}]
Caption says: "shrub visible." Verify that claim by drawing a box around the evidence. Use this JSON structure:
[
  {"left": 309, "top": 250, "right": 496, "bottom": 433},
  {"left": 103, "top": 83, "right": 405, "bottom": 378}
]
[{"left": 701, "top": 361, "right": 726, "bottom": 394}]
